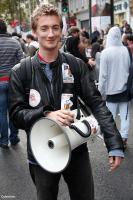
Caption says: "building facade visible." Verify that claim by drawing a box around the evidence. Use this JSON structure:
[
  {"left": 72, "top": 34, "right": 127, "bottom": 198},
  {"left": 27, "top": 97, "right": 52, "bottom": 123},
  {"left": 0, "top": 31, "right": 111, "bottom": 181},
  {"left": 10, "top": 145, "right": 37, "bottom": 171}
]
[
  {"left": 67, "top": 0, "right": 133, "bottom": 31},
  {"left": 114, "top": 0, "right": 130, "bottom": 26},
  {"left": 129, "top": 0, "right": 133, "bottom": 27},
  {"left": 40, "top": 0, "right": 133, "bottom": 30},
  {"left": 68, "top": 0, "right": 89, "bottom": 31}
]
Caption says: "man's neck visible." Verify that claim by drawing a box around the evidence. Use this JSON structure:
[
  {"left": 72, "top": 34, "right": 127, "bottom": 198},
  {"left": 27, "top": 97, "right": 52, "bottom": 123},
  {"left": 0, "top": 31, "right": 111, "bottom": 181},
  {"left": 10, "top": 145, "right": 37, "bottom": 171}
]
[{"left": 38, "top": 48, "right": 58, "bottom": 63}]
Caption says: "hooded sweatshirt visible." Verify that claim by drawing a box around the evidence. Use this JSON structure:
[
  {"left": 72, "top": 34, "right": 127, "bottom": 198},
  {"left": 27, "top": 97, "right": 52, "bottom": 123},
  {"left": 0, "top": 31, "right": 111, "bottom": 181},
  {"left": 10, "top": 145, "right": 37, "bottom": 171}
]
[{"left": 98, "top": 26, "right": 130, "bottom": 97}]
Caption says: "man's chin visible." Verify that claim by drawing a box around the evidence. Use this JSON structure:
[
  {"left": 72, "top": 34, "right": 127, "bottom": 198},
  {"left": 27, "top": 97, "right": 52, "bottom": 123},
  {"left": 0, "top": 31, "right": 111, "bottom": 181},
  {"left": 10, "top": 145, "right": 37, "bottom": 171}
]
[{"left": 44, "top": 46, "right": 58, "bottom": 51}]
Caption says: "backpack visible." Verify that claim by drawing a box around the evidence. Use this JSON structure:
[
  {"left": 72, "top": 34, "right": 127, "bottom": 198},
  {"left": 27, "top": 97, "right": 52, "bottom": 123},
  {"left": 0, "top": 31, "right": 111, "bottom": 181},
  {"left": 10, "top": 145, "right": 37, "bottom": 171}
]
[{"left": 127, "top": 48, "right": 133, "bottom": 100}]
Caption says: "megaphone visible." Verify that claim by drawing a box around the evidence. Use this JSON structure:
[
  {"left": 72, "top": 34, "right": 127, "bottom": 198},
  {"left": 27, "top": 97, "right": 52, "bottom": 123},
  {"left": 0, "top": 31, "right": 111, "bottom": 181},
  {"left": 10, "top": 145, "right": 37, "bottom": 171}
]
[{"left": 30, "top": 110, "right": 99, "bottom": 173}]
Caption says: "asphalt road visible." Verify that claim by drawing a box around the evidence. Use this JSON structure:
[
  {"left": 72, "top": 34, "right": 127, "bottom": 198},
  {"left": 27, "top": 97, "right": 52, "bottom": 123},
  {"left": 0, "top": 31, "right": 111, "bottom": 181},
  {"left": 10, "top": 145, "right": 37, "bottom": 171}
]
[{"left": 0, "top": 106, "right": 133, "bottom": 200}]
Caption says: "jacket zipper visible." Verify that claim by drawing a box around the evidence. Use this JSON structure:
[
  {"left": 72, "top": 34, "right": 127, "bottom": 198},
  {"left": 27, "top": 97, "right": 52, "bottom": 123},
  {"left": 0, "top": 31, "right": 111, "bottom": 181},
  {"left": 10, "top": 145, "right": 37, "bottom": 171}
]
[{"left": 42, "top": 70, "right": 55, "bottom": 106}]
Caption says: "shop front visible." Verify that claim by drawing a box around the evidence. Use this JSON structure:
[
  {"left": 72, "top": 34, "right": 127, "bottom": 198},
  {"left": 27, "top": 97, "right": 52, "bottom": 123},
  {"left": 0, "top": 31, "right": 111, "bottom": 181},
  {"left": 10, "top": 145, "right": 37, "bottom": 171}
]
[{"left": 114, "top": 0, "right": 130, "bottom": 26}]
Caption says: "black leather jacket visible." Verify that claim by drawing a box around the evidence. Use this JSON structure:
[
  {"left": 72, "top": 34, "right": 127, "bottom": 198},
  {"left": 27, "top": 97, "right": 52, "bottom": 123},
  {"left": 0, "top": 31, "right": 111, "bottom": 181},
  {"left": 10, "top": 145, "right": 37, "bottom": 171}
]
[{"left": 9, "top": 52, "right": 124, "bottom": 162}]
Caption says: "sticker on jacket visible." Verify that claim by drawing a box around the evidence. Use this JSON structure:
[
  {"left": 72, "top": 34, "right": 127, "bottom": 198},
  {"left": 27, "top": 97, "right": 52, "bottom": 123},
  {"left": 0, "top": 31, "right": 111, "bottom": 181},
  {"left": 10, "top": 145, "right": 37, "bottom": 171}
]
[
  {"left": 61, "top": 93, "right": 73, "bottom": 110},
  {"left": 62, "top": 63, "right": 74, "bottom": 83},
  {"left": 29, "top": 89, "right": 41, "bottom": 107}
]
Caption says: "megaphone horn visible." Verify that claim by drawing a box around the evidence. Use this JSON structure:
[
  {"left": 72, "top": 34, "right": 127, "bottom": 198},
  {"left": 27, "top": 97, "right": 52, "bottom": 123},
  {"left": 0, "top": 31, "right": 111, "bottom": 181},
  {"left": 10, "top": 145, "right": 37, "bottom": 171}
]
[{"left": 30, "top": 110, "right": 99, "bottom": 173}]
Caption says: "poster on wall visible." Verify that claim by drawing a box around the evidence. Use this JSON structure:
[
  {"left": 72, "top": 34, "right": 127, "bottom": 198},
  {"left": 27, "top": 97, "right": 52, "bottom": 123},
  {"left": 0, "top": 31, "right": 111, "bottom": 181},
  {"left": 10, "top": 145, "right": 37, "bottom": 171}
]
[{"left": 91, "top": 0, "right": 112, "bottom": 31}]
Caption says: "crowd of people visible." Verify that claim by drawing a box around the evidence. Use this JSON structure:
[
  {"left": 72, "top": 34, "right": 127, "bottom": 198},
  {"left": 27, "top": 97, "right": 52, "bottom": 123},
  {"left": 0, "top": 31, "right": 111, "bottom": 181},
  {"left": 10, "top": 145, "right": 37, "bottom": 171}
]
[
  {"left": 0, "top": 3, "right": 133, "bottom": 200},
  {"left": 62, "top": 20, "right": 133, "bottom": 151}
]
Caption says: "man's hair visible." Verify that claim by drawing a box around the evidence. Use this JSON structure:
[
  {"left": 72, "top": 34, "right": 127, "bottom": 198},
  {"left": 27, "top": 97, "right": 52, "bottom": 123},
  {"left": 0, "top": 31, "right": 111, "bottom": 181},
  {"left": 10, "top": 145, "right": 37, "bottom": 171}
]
[
  {"left": 0, "top": 19, "right": 7, "bottom": 34},
  {"left": 31, "top": 4, "right": 63, "bottom": 31}
]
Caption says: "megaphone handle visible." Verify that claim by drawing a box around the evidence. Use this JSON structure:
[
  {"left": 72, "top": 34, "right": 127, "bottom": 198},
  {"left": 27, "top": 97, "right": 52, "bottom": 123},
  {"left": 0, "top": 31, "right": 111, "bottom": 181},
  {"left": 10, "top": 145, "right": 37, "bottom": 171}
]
[{"left": 69, "top": 120, "right": 91, "bottom": 138}]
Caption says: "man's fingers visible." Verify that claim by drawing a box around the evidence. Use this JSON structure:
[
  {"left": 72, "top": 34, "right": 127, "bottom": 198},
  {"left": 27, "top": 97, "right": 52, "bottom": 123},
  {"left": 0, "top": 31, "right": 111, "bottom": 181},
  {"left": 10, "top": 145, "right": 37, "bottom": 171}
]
[
  {"left": 47, "top": 110, "right": 75, "bottom": 126},
  {"left": 60, "top": 110, "right": 75, "bottom": 118},
  {"left": 58, "top": 116, "right": 71, "bottom": 126},
  {"left": 57, "top": 110, "right": 74, "bottom": 125}
]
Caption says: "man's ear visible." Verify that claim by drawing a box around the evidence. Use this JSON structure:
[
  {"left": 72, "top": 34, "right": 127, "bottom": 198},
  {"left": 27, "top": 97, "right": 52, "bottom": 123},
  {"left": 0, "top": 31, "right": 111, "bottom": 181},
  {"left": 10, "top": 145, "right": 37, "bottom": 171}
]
[{"left": 32, "top": 31, "right": 37, "bottom": 39}]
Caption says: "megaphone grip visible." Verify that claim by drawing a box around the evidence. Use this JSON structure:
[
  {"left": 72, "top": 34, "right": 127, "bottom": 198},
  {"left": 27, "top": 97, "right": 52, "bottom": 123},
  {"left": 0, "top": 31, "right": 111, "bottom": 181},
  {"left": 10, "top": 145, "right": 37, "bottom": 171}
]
[{"left": 69, "top": 120, "right": 91, "bottom": 138}]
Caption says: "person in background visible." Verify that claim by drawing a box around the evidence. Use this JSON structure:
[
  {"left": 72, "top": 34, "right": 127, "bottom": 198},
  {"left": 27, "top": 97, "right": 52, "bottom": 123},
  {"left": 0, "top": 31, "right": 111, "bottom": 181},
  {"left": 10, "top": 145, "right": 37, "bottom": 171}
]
[
  {"left": 81, "top": 27, "right": 90, "bottom": 39},
  {"left": 0, "top": 19, "right": 23, "bottom": 148},
  {"left": 124, "top": 24, "right": 132, "bottom": 34},
  {"left": 88, "top": 42, "right": 101, "bottom": 82},
  {"left": 78, "top": 37, "right": 91, "bottom": 60},
  {"left": 26, "top": 34, "right": 39, "bottom": 57},
  {"left": 121, "top": 33, "right": 128, "bottom": 46},
  {"left": 120, "top": 20, "right": 132, "bottom": 35},
  {"left": 99, "top": 29, "right": 104, "bottom": 43},
  {"left": 126, "top": 34, "right": 133, "bottom": 54},
  {"left": 9, "top": 4, "right": 124, "bottom": 200},
  {"left": 65, "top": 26, "right": 90, "bottom": 64},
  {"left": 65, "top": 26, "right": 80, "bottom": 54},
  {"left": 85, "top": 39, "right": 92, "bottom": 59},
  {"left": 12, "top": 32, "right": 28, "bottom": 56},
  {"left": 120, "top": 20, "right": 128, "bottom": 35},
  {"left": 102, "top": 25, "right": 111, "bottom": 48},
  {"left": 98, "top": 26, "right": 131, "bottom": 149},
  {"left": 91, "top": 26, "right": 100, "bottom": 44}
]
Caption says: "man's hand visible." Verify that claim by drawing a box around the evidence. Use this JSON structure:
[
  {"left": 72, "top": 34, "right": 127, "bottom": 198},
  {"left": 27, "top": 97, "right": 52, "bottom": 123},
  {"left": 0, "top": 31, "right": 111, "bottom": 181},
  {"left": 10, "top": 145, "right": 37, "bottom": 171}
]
[
  {"left": 109, "top": 156, "right": 123, "bottom": 172},
  {"left": 45, "top": 110, "right": 75, "bottom": 126}
]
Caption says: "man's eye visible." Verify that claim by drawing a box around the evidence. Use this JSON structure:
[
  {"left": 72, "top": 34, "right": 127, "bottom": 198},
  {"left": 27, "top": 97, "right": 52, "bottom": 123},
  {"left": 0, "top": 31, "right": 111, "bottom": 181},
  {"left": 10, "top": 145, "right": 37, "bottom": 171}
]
[
  {"left": 53, "top": 27, "right": 60, "bottom": 31},
  {"left": 40, "top": 26, "right": 60, "bottom": 32},
  {"left": 41, "top": 28, "right": 47, "bottom": 31}
]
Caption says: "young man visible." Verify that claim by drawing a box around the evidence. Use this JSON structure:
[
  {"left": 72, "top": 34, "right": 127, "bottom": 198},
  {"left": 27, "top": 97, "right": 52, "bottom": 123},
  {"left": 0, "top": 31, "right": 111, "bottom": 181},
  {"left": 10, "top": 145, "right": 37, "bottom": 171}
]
[{"left": 9, "top": 4, "right": 124, "bottom": 200}]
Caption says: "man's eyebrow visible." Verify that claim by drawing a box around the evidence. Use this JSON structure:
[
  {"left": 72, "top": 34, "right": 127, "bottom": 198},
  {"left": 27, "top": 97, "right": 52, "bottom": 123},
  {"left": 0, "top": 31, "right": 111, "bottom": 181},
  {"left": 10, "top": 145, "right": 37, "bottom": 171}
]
[{"left": 40, "top": 25, "right": 60, "bottom": 28}]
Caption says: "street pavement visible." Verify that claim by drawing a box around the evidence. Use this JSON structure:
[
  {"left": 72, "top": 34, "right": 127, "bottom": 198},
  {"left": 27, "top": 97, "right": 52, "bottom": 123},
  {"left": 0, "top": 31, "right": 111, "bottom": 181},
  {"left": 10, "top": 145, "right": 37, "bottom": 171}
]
[{"left": 0, "top": 106, "right": 133, "bottom": 200}]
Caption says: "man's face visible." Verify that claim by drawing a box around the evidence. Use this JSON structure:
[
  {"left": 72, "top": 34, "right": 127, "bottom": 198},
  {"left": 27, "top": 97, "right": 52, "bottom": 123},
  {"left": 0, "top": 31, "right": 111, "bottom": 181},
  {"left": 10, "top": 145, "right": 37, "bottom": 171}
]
[{"left": 33, "top": 15, "right": 62, "bottom": 51}]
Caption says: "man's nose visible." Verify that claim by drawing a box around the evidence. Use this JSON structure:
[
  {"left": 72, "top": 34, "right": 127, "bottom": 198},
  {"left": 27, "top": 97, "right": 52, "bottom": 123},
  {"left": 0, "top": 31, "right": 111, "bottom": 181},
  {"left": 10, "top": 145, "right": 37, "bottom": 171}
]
[{"left": 48, "top": 28, "right": 54, "bottom": 37}]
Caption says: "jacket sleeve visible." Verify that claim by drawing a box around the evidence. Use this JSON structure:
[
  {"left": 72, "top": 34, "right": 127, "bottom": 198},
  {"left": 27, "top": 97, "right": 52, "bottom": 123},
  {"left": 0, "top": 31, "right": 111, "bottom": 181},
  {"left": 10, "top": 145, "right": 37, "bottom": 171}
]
[
  {"left": 9, "top": 65, "right": 53, "bottom": 132},
  {"left": 77, "top": 59, "right": 124, "bottom": 152}
]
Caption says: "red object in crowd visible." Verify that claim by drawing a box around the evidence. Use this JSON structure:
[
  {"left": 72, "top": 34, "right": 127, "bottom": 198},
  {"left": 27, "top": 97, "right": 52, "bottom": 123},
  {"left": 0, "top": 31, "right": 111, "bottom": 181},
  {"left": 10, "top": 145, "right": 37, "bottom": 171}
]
[{"left": 11, "top": 20, "right": 19, "bottom": 28}]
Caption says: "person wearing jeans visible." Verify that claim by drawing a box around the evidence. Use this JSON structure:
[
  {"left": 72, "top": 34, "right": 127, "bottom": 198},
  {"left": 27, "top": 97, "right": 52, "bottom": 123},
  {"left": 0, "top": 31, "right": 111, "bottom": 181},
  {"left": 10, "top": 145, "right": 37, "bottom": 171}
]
[
  {"left": 0, "top": 82, "right": 19, "bottom": 148},
  {"left": 0, "top": 19, "right": 23, "bottom": 148},
  {"left": 106, "top": 102, "right": 130, "bottom": 139},
  {"left": 98, "top": 26, "right": 131, "bottom": 149}
]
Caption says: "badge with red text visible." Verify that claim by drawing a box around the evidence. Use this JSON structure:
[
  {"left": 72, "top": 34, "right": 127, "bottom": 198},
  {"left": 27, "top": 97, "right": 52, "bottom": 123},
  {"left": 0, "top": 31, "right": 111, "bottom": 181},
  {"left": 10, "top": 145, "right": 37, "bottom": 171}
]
[{"left": 29, "top": 89, "right": 41, "bottom": 107}]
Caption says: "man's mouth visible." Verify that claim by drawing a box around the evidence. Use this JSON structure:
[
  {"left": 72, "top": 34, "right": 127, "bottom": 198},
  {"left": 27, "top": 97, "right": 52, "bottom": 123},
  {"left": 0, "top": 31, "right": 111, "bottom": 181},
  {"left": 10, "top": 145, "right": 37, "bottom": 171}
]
[{"left": 47, "top": 40, "right": 55, "bottom": 42}]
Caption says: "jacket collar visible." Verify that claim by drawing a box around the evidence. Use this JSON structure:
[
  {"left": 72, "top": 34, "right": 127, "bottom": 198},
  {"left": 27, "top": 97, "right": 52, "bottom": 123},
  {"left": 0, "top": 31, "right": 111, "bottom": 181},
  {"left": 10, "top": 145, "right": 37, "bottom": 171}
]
[{"left": 36, "top": 51, "right": 62, "bottom": 69}]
